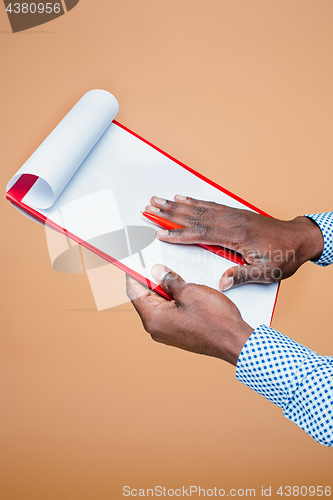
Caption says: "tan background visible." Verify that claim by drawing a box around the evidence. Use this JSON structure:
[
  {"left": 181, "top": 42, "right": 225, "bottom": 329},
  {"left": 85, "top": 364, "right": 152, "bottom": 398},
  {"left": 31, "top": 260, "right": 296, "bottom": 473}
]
[{"left": 1, "top": 1, "right": 333, "bottom": 499}]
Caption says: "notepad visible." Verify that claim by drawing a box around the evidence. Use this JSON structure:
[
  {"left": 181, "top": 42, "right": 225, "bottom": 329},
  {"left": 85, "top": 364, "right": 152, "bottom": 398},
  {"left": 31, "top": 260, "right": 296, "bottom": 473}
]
[{"left": 6, "top": 89, "right": 279, "bottom": 328}]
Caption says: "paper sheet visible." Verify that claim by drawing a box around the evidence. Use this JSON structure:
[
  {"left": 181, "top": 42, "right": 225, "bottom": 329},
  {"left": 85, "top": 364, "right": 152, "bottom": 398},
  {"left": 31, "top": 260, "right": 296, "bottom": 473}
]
[
  {"left": 6, "top": 90, "right": 118, "bottom": 208},
  {"left": 7, "top": 91, "right": 278, "bottom": 328}
]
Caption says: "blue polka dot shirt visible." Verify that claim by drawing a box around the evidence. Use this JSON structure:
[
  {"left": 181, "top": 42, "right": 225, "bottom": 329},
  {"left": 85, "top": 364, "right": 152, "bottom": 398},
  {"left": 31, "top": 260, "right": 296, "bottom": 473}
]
[{"left": 236, "top": 212, "right": 333, "bottom": 446}]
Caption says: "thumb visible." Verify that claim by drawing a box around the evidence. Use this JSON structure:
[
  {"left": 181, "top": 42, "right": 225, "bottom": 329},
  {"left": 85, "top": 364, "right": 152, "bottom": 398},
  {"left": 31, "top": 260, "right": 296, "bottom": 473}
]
[
  {"left": 151, "top": 264, "right": 188, "bottom": 303},
  {"left": 219, "top": 264, "right": 268, "bottom": 291}
]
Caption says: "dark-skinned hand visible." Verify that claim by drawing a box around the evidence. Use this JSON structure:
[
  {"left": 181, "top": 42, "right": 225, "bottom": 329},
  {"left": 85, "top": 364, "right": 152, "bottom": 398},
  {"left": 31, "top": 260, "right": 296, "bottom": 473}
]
[
  {"left": 145, "top": 195, "right": 324, "bottom": 291},
  {"left": 126, "top": 265, "right": 254, "bottom": 366}
]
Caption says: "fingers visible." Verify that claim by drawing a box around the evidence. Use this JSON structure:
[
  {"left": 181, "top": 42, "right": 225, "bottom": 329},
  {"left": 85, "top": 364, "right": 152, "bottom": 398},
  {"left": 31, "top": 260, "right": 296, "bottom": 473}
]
[
  {"left": 147, "top": 197, "right": 190, "bottom": 216},
  {"left": 174, "top": 195, "right": 217, "bottom": 208},
  {"left": 126, "top": 269, "right": 187, "bottom": 339},
  {"left": 147, "top": 195, "right": 224, "bottom": 223},
  {"left": 126, "top": 274, "right": 151, "bottom": 302},
  {"left": 151, "top": 195, "right": 217, "bottom": 211},
  {"left": 219, "top": 264, "right": 278, "bottom": 291},
  {"left": 146, "top": 195, "right": 241, "bottom": 248},
  {"left": 126, "top": 274, "right": 179, "bottom": 340},
  {"left": 145, "top": 205, "right": 191, "bottom": 228},
  {"left": 151, "top": 264, "right": 188, "bottom": 304},
  {"left": 126, "top": 274, "right": 166, "bottom": 314}
]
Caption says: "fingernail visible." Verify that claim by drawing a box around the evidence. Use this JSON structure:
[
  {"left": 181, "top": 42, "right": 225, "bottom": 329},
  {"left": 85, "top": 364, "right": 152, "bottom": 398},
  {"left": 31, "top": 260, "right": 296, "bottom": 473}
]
[
  {"left": 175, "top": 195, "right": 187, "bottom": 201},
  {"left": 146, "top": 205, "right": 160, "bottom": 214},
  {"left": 151, "top": 264, "right": 169, "bottom": 283},
  {"left": 220, "top": 276, "right": 234, "bottom": 291},
  {"left": 153, "top": 197, "right": 167, "bottom": 206},
  {"left": 157, "top": 230, "right": 170, "bottom": 238}
]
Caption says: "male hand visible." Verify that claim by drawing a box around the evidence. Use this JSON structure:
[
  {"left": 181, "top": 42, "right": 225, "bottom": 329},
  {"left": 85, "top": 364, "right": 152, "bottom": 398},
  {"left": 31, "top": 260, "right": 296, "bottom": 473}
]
[
  {"left": 126, "top": 265, "right": 254, "bottom": 366},
  {"left": 145, "top": 196, "right": 324, "bottom": 291}
]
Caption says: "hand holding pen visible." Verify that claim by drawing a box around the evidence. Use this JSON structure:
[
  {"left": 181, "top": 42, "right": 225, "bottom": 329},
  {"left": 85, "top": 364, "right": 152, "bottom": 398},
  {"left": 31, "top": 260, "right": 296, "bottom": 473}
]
[
  {"left": 142, "top": 212, "right": 245, "bottom": 266},
  {"left": 143, "top": 195, "right": 323, "bottom": 291}
]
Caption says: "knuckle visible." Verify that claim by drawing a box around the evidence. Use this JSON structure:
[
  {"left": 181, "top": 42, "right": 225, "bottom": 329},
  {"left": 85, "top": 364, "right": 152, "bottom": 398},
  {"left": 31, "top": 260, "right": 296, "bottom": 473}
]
[
  {"left": 167, "top": 201, "right": 178, "bottom": 213},
  {"left": 245, "top": 249, "right": 261, "bottom": 263},
  {"left": 187, "top": 217, "right": 197, "bottom": 225},
  {"left": 193, "top": 206, "right": 206, "bottom": 217},
  {"left": 176, "top": 229, "right": 193, "bottom": 240},
  {"left": 167, "top": 228, "right": 185, "bottom": 240},
  {"left": 188, "top": 216, "right": 205, "bottom": 226},
  {"left": 193, "top": 224, "right": 208, "bottom": 239},
  {"left": 237, "top": 267, "right": 248, "bottom": 285}
]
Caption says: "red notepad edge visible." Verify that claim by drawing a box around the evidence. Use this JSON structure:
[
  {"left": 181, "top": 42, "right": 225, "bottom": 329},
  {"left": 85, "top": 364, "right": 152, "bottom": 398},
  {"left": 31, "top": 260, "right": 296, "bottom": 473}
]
[{"left": 6, "top": 120, "right": 280, "bottom": 323}]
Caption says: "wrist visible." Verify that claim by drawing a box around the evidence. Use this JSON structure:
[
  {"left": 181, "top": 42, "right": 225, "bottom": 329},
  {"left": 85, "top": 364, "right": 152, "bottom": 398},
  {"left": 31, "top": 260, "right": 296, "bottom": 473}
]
[
  {"left": 221, "top": 320, "right": 254, "bottom": 367},
  {"left": 292, "top": 216, "right": 324, "bottom": 264}
]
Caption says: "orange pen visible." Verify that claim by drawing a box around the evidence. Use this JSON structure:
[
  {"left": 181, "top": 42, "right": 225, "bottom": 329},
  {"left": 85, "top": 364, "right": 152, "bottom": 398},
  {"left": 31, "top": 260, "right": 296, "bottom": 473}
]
[{"left": 142, "top": 211, "right": 245, "bottom": 266}]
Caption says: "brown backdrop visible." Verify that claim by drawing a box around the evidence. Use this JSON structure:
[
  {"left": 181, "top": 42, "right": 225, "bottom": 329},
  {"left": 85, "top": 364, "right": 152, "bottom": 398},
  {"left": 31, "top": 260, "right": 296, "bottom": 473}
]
[{"left": 1, "top": 1, "right": 333, "bottom": 499}]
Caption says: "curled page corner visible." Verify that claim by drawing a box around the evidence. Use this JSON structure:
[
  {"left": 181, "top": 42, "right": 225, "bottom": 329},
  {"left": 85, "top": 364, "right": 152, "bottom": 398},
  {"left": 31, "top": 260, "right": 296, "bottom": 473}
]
[{"left": 6, "top": 89, "right": 119, "bottom": 210}]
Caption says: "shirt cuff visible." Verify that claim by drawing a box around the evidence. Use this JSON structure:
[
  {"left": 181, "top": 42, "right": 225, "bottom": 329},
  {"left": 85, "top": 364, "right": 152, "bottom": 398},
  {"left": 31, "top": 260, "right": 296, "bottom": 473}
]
[
  {"left": 235, "top": 325, "right": 325, "bottom": 408},
  {"left": 235, "top": 325, "right": 333, "bottom": 446},
  {"left": 305, "top": 212, "right": 333, "bottom": 266}
]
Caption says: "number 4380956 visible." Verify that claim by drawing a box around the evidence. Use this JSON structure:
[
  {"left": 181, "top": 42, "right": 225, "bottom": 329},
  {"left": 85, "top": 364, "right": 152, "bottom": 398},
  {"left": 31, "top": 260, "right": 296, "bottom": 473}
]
[
  {"left": 277, "top": 486, "right": 331, "bottom": 496},
  {"left": 6, "top": 3, "right": 61, "bottom": 14}
]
